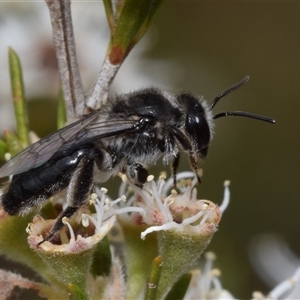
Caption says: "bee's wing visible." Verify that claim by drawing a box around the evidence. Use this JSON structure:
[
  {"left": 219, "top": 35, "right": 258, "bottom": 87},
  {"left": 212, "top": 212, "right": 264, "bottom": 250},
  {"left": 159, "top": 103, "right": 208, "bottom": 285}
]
[
  {"left": 57, "top": 117, "right": 140, "bottom": 151},
  {"left": 0, "top": 112, "right": 100, "bottom": 177},
  {"left": 0, "top": 112, "right": 139, "bottom": 177}
]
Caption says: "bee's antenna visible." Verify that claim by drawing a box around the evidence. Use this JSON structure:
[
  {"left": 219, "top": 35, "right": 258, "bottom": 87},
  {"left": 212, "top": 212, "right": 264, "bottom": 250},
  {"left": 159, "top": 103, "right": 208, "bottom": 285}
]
[
  {"left": 209, "top": 76, "right": 250, "bottom": 111},
  {"left": 213, "top": 111, "right": 275, "bottom": 123},
  {"left": 209, "top": 76, "right": 275, "bottom": 124}
]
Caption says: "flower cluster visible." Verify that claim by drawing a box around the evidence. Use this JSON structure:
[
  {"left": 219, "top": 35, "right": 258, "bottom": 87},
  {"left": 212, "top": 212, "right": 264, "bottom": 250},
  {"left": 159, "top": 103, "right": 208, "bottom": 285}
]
[
  {"left": 3, "top": 171, "right": 228, "bottom": 299},
  {"left": 4, "top": 170, "right": 299, "bottom": 300},
  {"left": 185, "top": 252, "right": 235, "bottom": 300},
  {"left": 118, "top": 171, "right": 226, "bottom": 240},
  {"left": 25, "top": 171, "right": 228, "bottom": 251}
]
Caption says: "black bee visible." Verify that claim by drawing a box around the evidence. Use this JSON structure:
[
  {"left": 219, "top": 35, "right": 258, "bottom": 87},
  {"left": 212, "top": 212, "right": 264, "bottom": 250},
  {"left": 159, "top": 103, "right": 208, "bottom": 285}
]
[{"left": 0, "top": 77, "right": 274, "bottom": 242}]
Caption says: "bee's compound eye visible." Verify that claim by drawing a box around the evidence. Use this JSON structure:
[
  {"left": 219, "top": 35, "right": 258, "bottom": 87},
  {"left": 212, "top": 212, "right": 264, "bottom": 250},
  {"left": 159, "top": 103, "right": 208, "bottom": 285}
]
[
  {"left": 185, "top": 106, "right": 210, "bottom": 152},
  {"left": 177, "top": 93, "right": 211, "bottom": 154}
]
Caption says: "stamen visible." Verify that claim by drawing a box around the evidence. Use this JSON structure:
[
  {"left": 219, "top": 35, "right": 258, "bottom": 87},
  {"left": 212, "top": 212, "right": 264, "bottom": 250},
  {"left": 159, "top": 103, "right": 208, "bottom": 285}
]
[
  {"left": 219, "top": 180, "right": 230, "bottom": 213},
  {"left": 101, "top": 187, "right": 108, "bottom": 194},
  {"left": 159, "top": 172, "right": 167, "bottom": 180},
  {"left": 141, "top": 201, "right": 214, "bottom": 239},
  {"left": 114, "top": 206, "right": 144, "bottom": 215},
  {"left": 199, "top": 203, "right": 214, "bottom": 227},
  {"left": 141, "top": 223, "right": 175, "bottom": 239},
  {"left": 268, "top": 265, "right": 300, "bottom": 299},
  {"left": 4, "top": 153, "right": 11, "bottom": 162},
  {"left": 211, "top": 275, "right": 222, "bottom": 294},
  {"left": 181, "top": 184, "right": 193, "bottom": 205},
  {"left": 147, "top": 175, "right": 154, "bottom": 182},
  {"left": 156, "top": 177, "right": 166, "bottom": 196},
  {"left": 201, "top": 252, "right": 216, "bottom": 293},
  {"left": 93, "top": 193, "right": 106, "bottom": 229},
  {"left": 82, "top": 213, "right": 98, "bottom": 229},
  {"left": 171, "top": 189, "right": 177, "bottom": 197},
  {"left": 81, "top": 214, "right": 90, "bottom": 227},
  {"left": 162, "top": 171, "right": 195, "bottom": 195},
  {"left": 191, "top": 188, "right": 197, "bottom": 202},
  {"left": 252, "top": 291, "right": 265, "bottom": 300},
  {"left": 126, "top": 179, "right": 153, "bottom": 204},
  {"left": 182, "top": 210, "right": 205, "bottom": 226},
  {"left": 91, "top": 193, "right": 98, "bottom": 200},
  {"left": 25, "top": 223, "right": 31, "bottom": 234},
  {"left": 123, "top": 195, "right": 135, "bottom": 207},
  {"left": 118, "top": 180, "right": 128, "bottom": 198},
  {"left": 62, "top": 217, "right": 75, "bottom": 242},
  {"left": 151, "top": 180, "right": 170, "bottom": 222},
  {"left": 211, "top": 268, "right": 221, "bottom": 277}
]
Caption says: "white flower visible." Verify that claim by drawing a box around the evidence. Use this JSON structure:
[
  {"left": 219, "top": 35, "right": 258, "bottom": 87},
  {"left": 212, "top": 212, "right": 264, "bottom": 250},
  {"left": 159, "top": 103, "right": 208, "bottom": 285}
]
[
  {"left": 249, "top": 234, "right": 300, "bottom": 299},
  {"left": 118, "top": 172, "right": 230, "bottom": 240},
  {"left": 251, "top": 266, "right": 300, "bottom": 299},
  {"left": 81, "top": 187, "right": 143, "bottom": 236},
  {"left": 27, "top": 186, "right": 136, "bottom": 252},
  {"left": 184, "top": 252, "right": 235, "bottom": 300}
]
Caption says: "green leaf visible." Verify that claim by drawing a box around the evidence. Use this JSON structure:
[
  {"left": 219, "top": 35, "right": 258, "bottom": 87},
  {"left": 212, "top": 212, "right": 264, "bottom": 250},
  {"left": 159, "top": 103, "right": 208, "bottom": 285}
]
[
  {"left": 112, "top": 0, "right": 152, "bottom": 49},
  {"left": 132, "top": 0, "right": 165, "bottom": 45},
  {"left": 103, "top": 0, "right": 115, "bottom": 31},
  {"left": 107, "top": 0, "right": 165, "bottom": 64},
  {"left": 144, "top": 256, "right": 163, "bottom": 300},
  {"left": 4, "top": 129, "right": 23, "bottom": 156},
  {"left": 8, "top": 47, "right": 29, "bottom": 147},
  {"left": 0, "top": 139, "right": 8, "bottom": 160},
  {"left": 67, "top": 283, "right": 89, "bottom": 300}
]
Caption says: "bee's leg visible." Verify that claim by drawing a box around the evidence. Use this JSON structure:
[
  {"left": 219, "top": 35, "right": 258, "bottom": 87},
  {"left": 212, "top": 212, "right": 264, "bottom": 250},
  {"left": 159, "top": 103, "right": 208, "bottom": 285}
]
[
  {"left": 40, "top": 206, "right": 79, "bottom": 244},
  {"left": 172, "top": 153, "right": 180, "bottom": 188},
  {"left": 41, "top": 150, "right": 98, "bottom": 243},
  {"left": 126, "top": 163, "right": 149, "bottom": 187},
  {"left": 188, "top": 156, "right": 202, "bottom": 184},
  {"left": 173, "top": 128, "right": 202, "bottom": 184}
]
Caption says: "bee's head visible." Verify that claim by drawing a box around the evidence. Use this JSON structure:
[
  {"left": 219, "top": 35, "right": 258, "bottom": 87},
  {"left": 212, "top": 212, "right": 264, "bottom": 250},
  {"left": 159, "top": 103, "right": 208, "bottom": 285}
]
[{"left": 174, "top": 76, "right": 275, "bottom": 183}]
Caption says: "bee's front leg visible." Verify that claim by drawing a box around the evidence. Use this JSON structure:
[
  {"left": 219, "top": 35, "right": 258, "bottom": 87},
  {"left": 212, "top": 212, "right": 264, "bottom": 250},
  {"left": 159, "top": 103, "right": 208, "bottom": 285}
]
[{"left": 126, "top": 163, "right": 149, "bottom": 188}]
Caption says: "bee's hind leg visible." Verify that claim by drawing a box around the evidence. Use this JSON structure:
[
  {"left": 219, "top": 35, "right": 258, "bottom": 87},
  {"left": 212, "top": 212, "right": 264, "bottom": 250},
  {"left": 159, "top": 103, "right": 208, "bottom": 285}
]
[{"left": 40, "top": 150, "right": 98, "bottom": 244}]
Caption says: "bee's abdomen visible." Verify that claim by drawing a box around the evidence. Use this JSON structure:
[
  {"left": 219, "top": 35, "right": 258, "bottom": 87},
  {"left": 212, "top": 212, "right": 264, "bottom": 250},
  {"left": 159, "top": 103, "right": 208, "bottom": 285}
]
[{"left": 1, "top": 146, "right": 93, "bottom": 215}]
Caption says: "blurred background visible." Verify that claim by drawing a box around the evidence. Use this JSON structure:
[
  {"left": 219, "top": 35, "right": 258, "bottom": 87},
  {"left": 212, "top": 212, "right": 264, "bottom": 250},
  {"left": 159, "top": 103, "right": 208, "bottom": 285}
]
[{"left": 0, "top": 1, "right": 299, "bottom": 298}]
